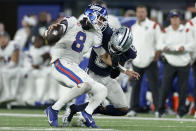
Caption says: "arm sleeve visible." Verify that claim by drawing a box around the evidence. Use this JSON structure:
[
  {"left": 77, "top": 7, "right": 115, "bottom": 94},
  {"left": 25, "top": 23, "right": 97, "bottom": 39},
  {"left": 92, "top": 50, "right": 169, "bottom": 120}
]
[
  {"left": 184, "top": 24, "right": 194, "bottom": 52},
  {"left": 157, "top": 29, "right": 167, "bottom": 51},
  {"left": 92, "top": 29, "right": 103, "bottom": 48},
  {"left": 60, "top": 16, "right": 78, "bottom": 34},
  {"left": 92, "top": 29, "right": 105, "bottom": 56},
  {"left": 154, "top": 24, "right": 163, "bottom": 51},
  {"left": 93, "top": 47, "right": 106, "bottom": 56},
  {"left": 119, "top": 48, "right": 137, "bottom": 63}
]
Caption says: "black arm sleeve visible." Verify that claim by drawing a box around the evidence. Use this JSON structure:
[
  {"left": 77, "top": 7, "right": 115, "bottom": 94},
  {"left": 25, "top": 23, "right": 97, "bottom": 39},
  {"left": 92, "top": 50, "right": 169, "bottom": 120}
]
[
  {"left": 110, "top": 67, "right": 120, "bottom": 79},
  {"left": 111, "top": 54, "right": 119, "bottom": 68}
]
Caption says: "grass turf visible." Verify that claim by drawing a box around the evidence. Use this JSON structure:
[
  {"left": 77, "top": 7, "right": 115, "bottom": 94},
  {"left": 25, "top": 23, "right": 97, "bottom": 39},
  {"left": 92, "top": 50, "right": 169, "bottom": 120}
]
[{"left": 0, "top": 109, "right": 196, "bottom": 131}]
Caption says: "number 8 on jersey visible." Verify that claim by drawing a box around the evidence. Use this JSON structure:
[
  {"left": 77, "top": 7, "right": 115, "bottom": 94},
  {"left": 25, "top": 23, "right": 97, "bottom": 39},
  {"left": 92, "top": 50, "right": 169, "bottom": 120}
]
[{"left": 72, "top": 31, "right": 86, "bottom": 52}]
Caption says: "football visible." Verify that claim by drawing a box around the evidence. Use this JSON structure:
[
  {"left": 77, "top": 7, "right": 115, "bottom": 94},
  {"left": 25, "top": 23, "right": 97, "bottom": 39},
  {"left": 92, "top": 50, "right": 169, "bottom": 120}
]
[{"left": 46, "top": 24, "right": 64, "bottom": 45}]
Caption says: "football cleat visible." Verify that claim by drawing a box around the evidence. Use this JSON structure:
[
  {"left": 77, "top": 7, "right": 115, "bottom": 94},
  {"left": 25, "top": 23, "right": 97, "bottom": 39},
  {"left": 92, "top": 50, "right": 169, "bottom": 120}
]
[
  {"left": 77, "top": 112, "right": 86, "bottom": 127},
  {"left": 45, "top": 106, "right": 59, "bottom": 127},
  {"left": 62, "top": 104, "right": 77, "bottom": 127},
  {"left": 81, "top": 111, "right": 98, "bottom": 128}
]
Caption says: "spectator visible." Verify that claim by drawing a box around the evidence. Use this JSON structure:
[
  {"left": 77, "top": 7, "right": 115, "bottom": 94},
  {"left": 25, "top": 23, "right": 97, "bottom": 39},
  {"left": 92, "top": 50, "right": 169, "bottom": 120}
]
[
  {"left": 124, "top": 10, "right": 136, "bottom": 17},
  {"left": 0, "top": 22, "right": 5, "bottom": 34},
  {"left": 21, "top": 35, "right": 51, "bottom": 105},
  {"left": 127, "top": 5, "right": 161, "bottom": 117},
  {"left": 31, "top": 12, "right": 51, "bottom": 41},
  {"left": 0, "top": 32, "right": 19, "bottom": 68},
  {"left": 0, "top": 32, "right": 21, "bottom": 104},
  {"left": 97, "top": 0, "right": 121, "bottom": 29},
  {"left": 157, "top": 9, "right": 194, "bottom": 118},
  {"left": 14, "top": 15, "right": 36, "bottom": 50},
  {"left": 186, "top": 16, "right": 196, "bottom": 118}
]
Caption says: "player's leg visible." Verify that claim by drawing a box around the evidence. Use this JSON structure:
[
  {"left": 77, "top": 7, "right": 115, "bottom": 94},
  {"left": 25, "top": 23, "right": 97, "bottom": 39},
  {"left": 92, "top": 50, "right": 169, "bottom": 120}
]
[
  {"left": 157, "top": 63, "right": 175, "bottom": 117},
  {"left": 192, "top": 62, "right": 196, "bottom": 118},
  {"left": 0, "top": 69, "right": 14, "bottom": 103},
  {"left": 46, "top": 59, "right": 91, "bottom": 127},
  {"left": 93, "top": 76, "right": 128, "bottom": 116},
  {"left": 62, "top": 70, "right": 108, "bottom": 127},
  {"left": 176, "top": 65, "right": 190, "bottom": 118},
  {"left": 64, "top": 73, "right": 127, "bottom": 117},
  {"left": 145, "top": 61, "right": 160, "bottom": 112},
  {"left": 81, "top": 79, "right": 107, "bottom": 128},
  {"left": 128, "top": 65, "right": 144, "bottom": 116},
  {"left": 46, "top": 59, "right": 107, "bottom": 127}
]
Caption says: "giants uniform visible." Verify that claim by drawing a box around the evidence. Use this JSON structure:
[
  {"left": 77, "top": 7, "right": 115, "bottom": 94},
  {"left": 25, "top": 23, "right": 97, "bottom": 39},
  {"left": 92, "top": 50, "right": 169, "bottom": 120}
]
[
  {"left": 88, "top": 25, "right": 137, "bottom": 108},
  {"left": 0, "top": 41, "right": 21, "bottom": 103},
  {"left": 51, "top": 17, "right": 104, "bottom": 88},
  {"left": 50, "top": 17, "right": 107, "bottom": 115},
  {"left": 21, "top": 45, "right": 53, "bottom": 105},
  {"left": 0, "top": 41, "right": 20, "bottom": 67}
]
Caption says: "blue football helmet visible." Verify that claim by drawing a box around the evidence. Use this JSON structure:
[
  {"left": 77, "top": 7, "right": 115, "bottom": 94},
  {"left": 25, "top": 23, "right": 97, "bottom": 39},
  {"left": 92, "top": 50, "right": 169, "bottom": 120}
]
[{"left": 84, "top": 4, "right": 108, "bottom": 31}]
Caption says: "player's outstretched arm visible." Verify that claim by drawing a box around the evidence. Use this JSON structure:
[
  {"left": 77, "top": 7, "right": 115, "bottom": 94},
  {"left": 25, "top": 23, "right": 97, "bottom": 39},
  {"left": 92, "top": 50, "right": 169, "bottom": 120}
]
[{"left": 118, "top": 62, "right": 140, "bottom": 80}]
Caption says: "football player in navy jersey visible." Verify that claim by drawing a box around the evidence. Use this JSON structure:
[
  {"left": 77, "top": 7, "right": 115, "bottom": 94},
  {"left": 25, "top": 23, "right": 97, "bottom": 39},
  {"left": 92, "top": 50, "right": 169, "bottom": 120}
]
[{"left": 62, "top": 4, "right": 139, "bottom": 126}]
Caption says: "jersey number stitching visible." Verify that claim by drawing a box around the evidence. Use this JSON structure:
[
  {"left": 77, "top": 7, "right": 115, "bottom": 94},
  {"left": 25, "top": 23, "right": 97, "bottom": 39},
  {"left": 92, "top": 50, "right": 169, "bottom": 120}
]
[{"left": 72, "top": 31, "right": 86, "bottom": 52}]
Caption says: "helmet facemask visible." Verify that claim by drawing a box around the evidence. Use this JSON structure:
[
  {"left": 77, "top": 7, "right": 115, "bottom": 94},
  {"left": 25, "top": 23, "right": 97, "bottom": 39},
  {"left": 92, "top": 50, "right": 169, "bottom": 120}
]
[
  {"left": 84, "top": 4, "right": 108, "bottom": 31},
  {"left": 97, "top": 15, "right": 108, "bottom": 31},
  {"left": 108, "top": 41, "right": 123, "bottom": 55},
  {"left": 108, "top": 27, "right": 133, "bottom": 55}
]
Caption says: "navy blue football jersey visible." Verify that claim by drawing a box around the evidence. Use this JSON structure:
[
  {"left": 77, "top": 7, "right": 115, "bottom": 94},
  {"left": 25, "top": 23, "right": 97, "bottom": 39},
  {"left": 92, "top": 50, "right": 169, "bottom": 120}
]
[{"left": 88, "top": 25, "right": 137, "bottom": 76}]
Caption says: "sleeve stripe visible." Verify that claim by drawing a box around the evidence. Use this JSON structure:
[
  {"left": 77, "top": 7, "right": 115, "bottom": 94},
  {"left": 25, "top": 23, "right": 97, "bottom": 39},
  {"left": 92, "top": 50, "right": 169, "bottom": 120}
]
[
  {"left": 60, "top": 19, "right": 68, "bottom": 34},
  {"left": 93, "top": 45, "right": 102, "bottom": 48},
  {"left": 189, "top": 20, "right": 194, "bottom": 26}
]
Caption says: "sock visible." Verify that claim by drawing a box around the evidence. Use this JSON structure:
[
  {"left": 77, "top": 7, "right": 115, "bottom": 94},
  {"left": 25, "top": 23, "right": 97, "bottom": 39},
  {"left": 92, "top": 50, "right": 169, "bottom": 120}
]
[{"left": 93, "top": 105, "right": 128, "bottom": 116}]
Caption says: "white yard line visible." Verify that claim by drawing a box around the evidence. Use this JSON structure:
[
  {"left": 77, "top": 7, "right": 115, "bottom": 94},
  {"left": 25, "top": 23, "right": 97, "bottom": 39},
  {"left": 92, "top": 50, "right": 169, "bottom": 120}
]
[{"left": 1, "top": 113, "right": 196, "bottom": 122}]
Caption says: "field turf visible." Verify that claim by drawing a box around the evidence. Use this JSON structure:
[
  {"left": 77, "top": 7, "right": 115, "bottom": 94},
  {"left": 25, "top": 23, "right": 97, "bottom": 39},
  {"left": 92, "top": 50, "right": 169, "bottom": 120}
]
[{"left": 0, "top": 109, "right": 196, "bottom": 131}]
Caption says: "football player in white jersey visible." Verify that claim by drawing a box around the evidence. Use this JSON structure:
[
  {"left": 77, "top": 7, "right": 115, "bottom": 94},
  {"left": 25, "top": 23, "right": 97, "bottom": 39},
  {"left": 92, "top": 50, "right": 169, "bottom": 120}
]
[
  {"left": 0, "top": 32, "right": 21, "bottom": 103},
  {"left": 21, "top": 35, "right": 52, "bottom": 105},
  {"left": 45, "top": 4, "right": 112, "bottom": 128}
]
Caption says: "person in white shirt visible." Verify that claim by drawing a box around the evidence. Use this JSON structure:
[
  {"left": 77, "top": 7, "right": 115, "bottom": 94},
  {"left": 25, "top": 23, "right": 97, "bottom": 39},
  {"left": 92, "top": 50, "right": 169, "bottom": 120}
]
[
  {"left": 13, "top": 15, "right": 37, "bottom": 50},
  {"left": 0, "top": 32, "right": 21, "bottom": 104},
  {"left": 21, "top": 35, "right": 52, "bottom": 105},
  {"left": 185, "top": 16, "right": 196, "bottom": 118},
  {"left": 157, "top": 9, "right": 194, "bottom": 118},
  {"left": 127, "top": 5, "right": 161, "bottom": 117}
]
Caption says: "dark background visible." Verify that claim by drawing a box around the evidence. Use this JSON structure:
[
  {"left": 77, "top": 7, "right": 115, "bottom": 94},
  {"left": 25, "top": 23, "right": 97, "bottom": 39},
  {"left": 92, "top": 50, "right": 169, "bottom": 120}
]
[{"left": 0, "top": 0, "right": 195, "bottom": 38}]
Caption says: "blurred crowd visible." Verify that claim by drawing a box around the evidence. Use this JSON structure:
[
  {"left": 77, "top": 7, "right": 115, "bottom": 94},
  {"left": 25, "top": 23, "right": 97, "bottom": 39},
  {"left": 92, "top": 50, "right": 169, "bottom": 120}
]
[{"left": 0, "top": 1, "right": 196, "bottom": 119}]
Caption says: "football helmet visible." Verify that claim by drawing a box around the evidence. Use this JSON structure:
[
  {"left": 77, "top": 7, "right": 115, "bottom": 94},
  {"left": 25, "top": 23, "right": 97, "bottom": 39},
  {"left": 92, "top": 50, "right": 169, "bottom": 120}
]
[
  {"left": 84, "top": 4, "right": 108, "bottom": 31},
  {"left": 108, "top": 26, "right": 133, "bottom": 55}
]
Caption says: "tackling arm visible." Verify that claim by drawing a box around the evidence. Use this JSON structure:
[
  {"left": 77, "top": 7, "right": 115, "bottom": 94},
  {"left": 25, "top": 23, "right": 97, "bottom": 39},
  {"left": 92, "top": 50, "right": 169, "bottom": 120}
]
[
  {"left": 118, "top": 62, "right": 140, "bottom": 80},
  {"left": 93, "top": 47, "right": 113, "bottom": 66}
]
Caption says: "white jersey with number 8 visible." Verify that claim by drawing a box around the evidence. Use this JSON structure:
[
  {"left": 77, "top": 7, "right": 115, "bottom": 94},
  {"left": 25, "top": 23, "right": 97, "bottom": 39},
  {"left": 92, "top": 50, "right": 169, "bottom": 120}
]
[{"left": 50, "top": 17, "right": 102, "bottom": 65}]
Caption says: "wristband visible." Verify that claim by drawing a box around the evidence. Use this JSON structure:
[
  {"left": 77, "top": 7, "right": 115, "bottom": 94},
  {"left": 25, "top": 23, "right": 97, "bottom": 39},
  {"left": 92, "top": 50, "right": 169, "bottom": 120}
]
[{"left": 118, "top": 63, "right": 127, "bottom": 73}]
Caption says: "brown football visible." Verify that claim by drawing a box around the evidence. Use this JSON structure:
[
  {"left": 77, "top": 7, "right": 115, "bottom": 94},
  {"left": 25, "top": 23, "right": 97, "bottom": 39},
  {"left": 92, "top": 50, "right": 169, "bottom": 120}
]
[{"left": 46, "top": 24, "right": 64, "bottom": 45}]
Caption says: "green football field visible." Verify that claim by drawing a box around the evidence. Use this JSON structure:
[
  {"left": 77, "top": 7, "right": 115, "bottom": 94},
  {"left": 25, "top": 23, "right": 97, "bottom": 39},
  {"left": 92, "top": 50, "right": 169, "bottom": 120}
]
[{"left": 0, "top": 109, "right": 196, "bottom": 131}]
